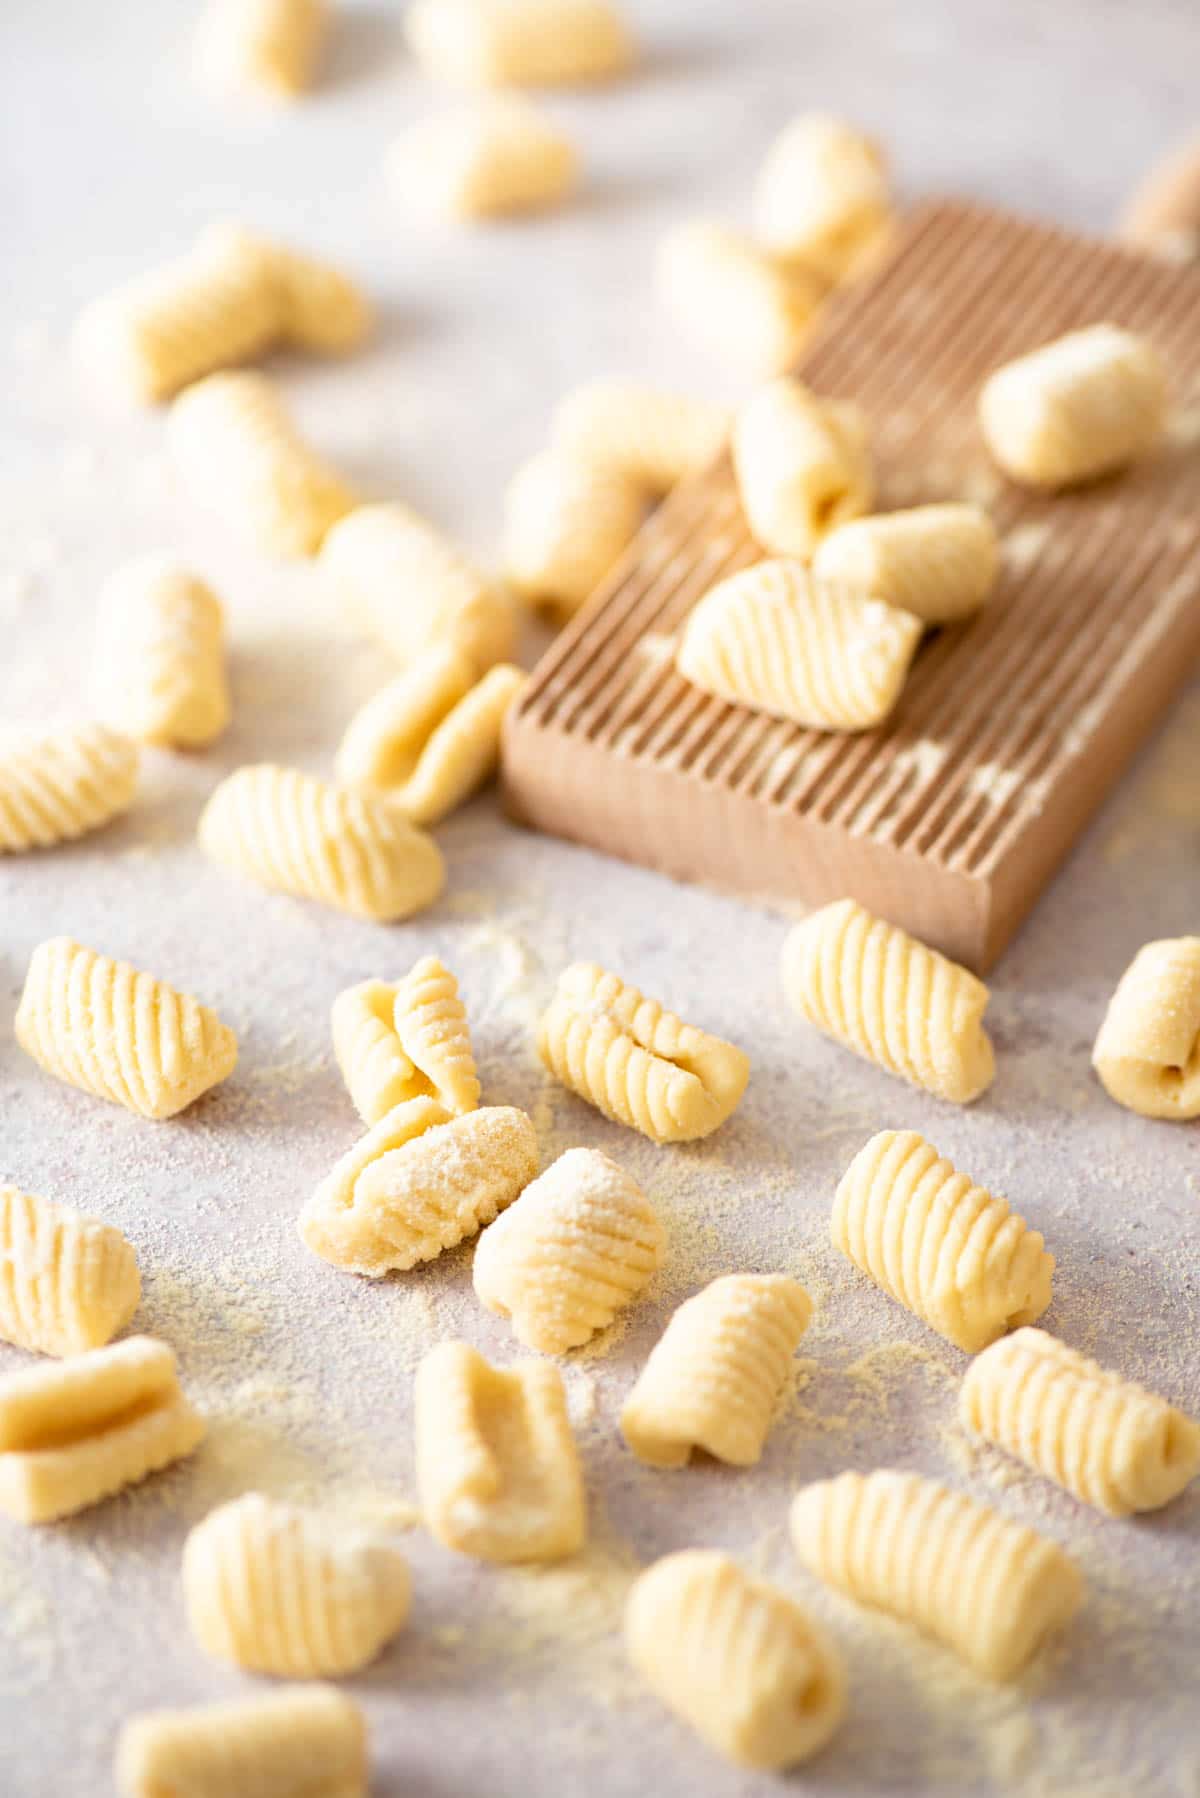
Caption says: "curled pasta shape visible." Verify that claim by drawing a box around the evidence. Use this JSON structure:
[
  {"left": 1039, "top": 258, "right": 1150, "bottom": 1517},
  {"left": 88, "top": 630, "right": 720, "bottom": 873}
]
[
  {"left": 625, "top": 1551, "right": 846, "bottom": 1770},
  {"left": 198, "top": 763, "right": 445, "bottom": 921},
  {"left": 331, "top": 979, "right": 415, "bottom": 1126},
  {"left": 390, "top": 99, "right": 577, "bottom": 218},
  {"left": 392, "top": 956, "right": 480, "bottom": 1116},
  {"left": 168, "top": 371, "right": 355, "bottom": 557},
  {"left": 405, "top": 0, "right": 634, "bottom": 87},
  {"left": 812, "top": 503, "right": 999, "bottom": 625},
  {"left": 0, "top": 722, "right": 138, "bottom": 854},
  {"left": 321, "top": 502, "right": 516, "bottom": 671},
  {"left": 195, "top": 0, "right": 330, "bottom": 101},
  {"left": 1092, "top": 936, "right": 1200, "bottom": 1120},
  {"left": 754, "top": 113, "right": 892, "bottom": 281},
  {"left": 961, "top": 1327, "right": 1200, "bottom": 1516},
  {"left": 657, "top": 220, "right": 825, "bottom": 377},
  {"left": 552, "top": 380, "right": 731, "bottom": 493},
  {"left": 0, "top": 1185, "right": 141, "bottom": 1358},
  {"left": 299, "top": 1100, "right": 538, "bottom": 1275},
  {"left": 832, "top": 1130, "right": 1053, "bottom": 1354},
  {"left": 781, "top": 899, "right": 996, "bottom": 1103},
  {"left": 116, "top": 1687, "right": 367, "bottom": 1798},
  {"left": 677, "top": 560, "right": 920, "bottom": 732},
  {"left": 183, "top": 1493, "right": 411, "bottom": 1676},
  {"left": 415, "top": 1340, "right": 585, "bottom": 1562},
  {"left": 0, "top": 1336, "right": 205, "bottom": 1524},
  {"left": 620, "top": 1274, "right": 812, "bottom": 1468},
  {"left": 790, "top": 1470, "right": 1084, "bottom": 1680},
  {"left": 732, "top": 377, "right": 873, "bottom": 558},
  {"left": 537, "top": 961, "right": 750, "bottom": 1142},
  {"left": 92, "top": 559, "right": 230, "bottom": 748},
  {"left": 979, "top": 324, "right": 1168, "bottom": 489},
  {"left": 503, "top": 449, "right": 644, "bottom": 619},
  {"left": 16, "top": 936, "right": 238, "bottom": 1121},
  {"left": 473, "top": 1147, "right": 664, "bottom": 1352}
]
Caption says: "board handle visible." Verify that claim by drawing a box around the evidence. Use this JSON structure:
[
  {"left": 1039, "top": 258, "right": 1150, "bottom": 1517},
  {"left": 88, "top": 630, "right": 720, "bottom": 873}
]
[{"left": 1119, "top": 136, "right": 1200, "bottom": 258}]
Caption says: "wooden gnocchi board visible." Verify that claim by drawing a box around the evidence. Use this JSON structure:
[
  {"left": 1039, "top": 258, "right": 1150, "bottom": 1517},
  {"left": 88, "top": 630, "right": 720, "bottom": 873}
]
[{"left": 501, "top": 199, "right": 1200, "bottom": 972}]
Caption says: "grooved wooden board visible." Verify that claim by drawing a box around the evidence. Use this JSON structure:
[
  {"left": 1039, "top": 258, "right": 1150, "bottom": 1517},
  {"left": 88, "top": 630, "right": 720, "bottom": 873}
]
[{"left": 503, "top": 200, "right": 1200, "bottom": 971}]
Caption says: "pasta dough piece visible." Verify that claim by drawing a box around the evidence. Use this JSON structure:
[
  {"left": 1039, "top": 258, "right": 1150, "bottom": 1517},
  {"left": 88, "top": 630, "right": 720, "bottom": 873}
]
[
  {"left": 269, "top": 242, "right": 372, "bottom": 354},
  {"left": 537, "top": 961, "right": 750, "bottom": 1142},
  {"left": 183, "top": 1492, "right": 411, "bottom": 1675},
  {"left": 960, "top": 1327, "right": 1200, "bottom": 1516},
  {"left": 620, "top": 1274, "right": 811, "bottom": 1468},
  {"left": 657, "top": 221, "right": 825, "bottom": 377},
  {"left": 0, "top": 1336, "right": 204, "bottom": 1524},
  {"left": 781, "top": 898, "right": 995, "bottom": 1102},
  {"left": 733, "top": 377, "right": 873, "bottom": 557},
  {"left": 812, "top": 503, "right": 999, "bottom": 625},
  {"left": 116, "top": 1687, "right": 367, "bottom": 1798},
  {"left": 168, "top": 371, "right": 355, "bottom": 557},
  {"left": 677, "top": 560, "right": 920, "bottom": 732},
  {"left": 978, "top": 324, "right": 1168, "bottom": 489},
  {"left": 406, "top": 0, "right": 633, "bottom": 87},
  {"left": 832, "top": 1130, "right": 1053, "bottom": 1354},
  {"left": 299, "top": 1101, "right": 538, "bottom": 1275},
  {"left": 625, "top": 1551, "right": 846, "bottom": 1770},
  {"left": 16, "top": 936, "right": 238, "bottom": 1120},
  {"left": 198, "top": 763, "right": 445, "bottom": 921},
  {"left": 195, "top": 0, "right": 329, "bottom": 100},
  {"left": 503, "top": 449, "right": 644, "bottom": 619},
  {"left": 321, "top": 502, "right": 516, "bottom": 671},
  {"left": 1091, "top": 936, "right": 1200, "bottom": 1119},
  {"left": 0, "top": 722, "right": 138, "bottom": 853},
  {"left": 754, "top": 114, "right": 892, "bottom": 282},
  {"left": 790, "top": 1470, "right": 1083, "bottom": 1680},
  {"left": 337, "top": 649, "right": 525, "bottom": 825},
  {"left": 92, "top": 559, "right": 231, "bottom": 748},
  {"left": 415, "top": 1340, "right": 585, "bottom": 1561},
  {"left": 473, "top": 1147, "right": 664, "bottom": 1352},
  {"left": 552, "top": 379, "right": 731, "bottom": 493},
  {"left": 392, "top": 956, "right": 481, "bottom": 1116},
  {"left": 390, "top": 100, "right": 577, "bottom": 218},
  {"left": 0, "top": 1185, "right": 141, "bottom": 1358},
  {"left": 331, "top": 980, "right": 415, "bottom": 1125}
]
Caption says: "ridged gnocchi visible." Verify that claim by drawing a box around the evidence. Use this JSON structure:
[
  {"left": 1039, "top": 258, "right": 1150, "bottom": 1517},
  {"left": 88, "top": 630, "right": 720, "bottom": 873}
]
[
  {"left": 331, "top": 979, "right": 416, "bottom": 1126},
  {"left": 392, "top": 955, "right": 481, "bottom": 1116},
  {"left": 92, "top": 559, "right": 230, "bottom": 748},
  {"left": 0, "top": 722, "right": 138, "bottom": 854},
  {"left": 0, "top": 1185, "right": 140, "bottom": 1358},
  {"left": 812, "top": 503, "right": 999, "bottom": 625}
]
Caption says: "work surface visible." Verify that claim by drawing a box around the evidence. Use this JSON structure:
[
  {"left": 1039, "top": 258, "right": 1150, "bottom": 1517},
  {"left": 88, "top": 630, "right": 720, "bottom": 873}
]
[{"left": 1, "top": 2, "right": 1199, "bottom": 1793}]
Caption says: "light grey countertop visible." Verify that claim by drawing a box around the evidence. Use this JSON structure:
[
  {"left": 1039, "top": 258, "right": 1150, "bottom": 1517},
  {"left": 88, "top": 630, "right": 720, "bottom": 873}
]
[{"left": 1, "top": 2, "right": 1198, "bottom": 1793}]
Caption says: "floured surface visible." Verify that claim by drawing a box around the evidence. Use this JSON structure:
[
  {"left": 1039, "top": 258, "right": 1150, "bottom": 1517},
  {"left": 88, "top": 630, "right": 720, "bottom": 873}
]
[{"left": 2, "top": 1, "right": 1200, "bottom": 1793}]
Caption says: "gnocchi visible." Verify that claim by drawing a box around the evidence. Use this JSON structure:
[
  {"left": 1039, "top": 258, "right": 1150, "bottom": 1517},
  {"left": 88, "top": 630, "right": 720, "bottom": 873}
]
[
  {"left": 552, "top": 380, "right": 731, "bottom": 493},
  {"left": 116, "top": 1687, "right": 367, "bottom": 1798},
  {"left": 812, "top": 503, "right": 999, "bottom": 625},
  {"left": 0, "top": 722, "right": 138, "bottom": 854},
  {"left": 92, "top": 559, "right": 230, "bottom": 748},
  {"left": 1092, "top": 936, "right": 1200, "bottom": 1119},
  {"left": 405, "top": 0, "right": 633, "bottom": 88},
  {"left": 503, "top": 448, "right": 644, "bottom": 619},
  {"left": 0, "top": 1185, "right": 141, "bottom": 1359},
  {"left": 732, "top": 377, "right": 873, "bottom": 558},
  {"left": 754, "top": 114, "right": 892, "bottom": 282},
  {"left": 657, "top": 220, "right": 825, "bottom": 376},
  {"left": 390, "top": 99, "right": 577, "bottom": 218},
  {"left": 195, "top": 0, "right": 330, "bottom": 101}
]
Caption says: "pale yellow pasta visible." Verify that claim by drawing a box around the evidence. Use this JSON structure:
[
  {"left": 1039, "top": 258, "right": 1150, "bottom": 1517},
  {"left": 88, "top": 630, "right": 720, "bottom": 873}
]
[
  {"left": 331, "top": 979, "right": 415, "bottom": 1125},
  {"left": 961, "top": 1327, "right": 1200, "bottom": 1516},
  {"left": 92, "top": 559, "right": 230, "bottom": 748},
  {"left": 754, "top": 113, "right": 892, "bottom": 282},
  {"left": 198, "top": 763, "right": 445, "bottom": 921},
  {"left": 473, "top": 1147, "right": 664, "bottom": 1352},
  {"left": 415, "top": 1340, "right": 585, "bottom": 1561},
  {"left": 269, "top": 242, "right": 372, "bottom": 354},
  {"left": 503, "top": 449, "right": 644, "bottom": 619},
  {"left": 781, "top": 899, "right": 996, "bottom": 1102},
  {"left": 620, "top": 1274, "right": 812, "bottom": 1468},
  {"left": 0, "top": 1185, "right": 141, "bottom": 1358},
  {"left": 406, "top": 0, "right": 633, "bottom": 87},
  {"left": 733, "top": 377, "right": 873, "bottom": 557},
  {"left": 390, "top": 99, "right": 577, "bottom": 218},
  {"left": 16, "top": 937, "right": 238, "bottom": 1120},
  {"left": 656, "top": 220, "right": 825, "bottom": 377},
  {"left": 321, "top": 502, "right": 517, "bottom": 671},
  {"left": 392, "top": 955, "right": 481, "bottom": 1116},
  {"left": 116, "top": 1687, "right": 367, "bottom": 1798},
  {"left": 0, "top": 1336, "right": 204, "bottom": 1524},
  {"left": 677, "top": 561, "right": 920, "bottom": 732},
  {"left": 183, "top": 1493, "right": 411, "bottom": 1676},
  {"left": 195, "top": 0, "right": 329, "bottom": 100},
  {"left": 553, "top": 379, "right": 731, "bottom": 494},
  {"left": 1092, "top": 936, "right": 1200, "bottom": 1119},
  {"left": 978, "top": 323, "right": 1168, "bottom": 488},
  {"left": 832, "top": 1130, "right": 1054, "bottom": 1354},
  {"left": 812, "top": 503, "right": 999, "bottom": 625},
  {"left": 625, "top": 1551, "right": 846, "bottom": 1770},
  {"left": 790, "top": 1470, "right": 1084, "bottom": 1680},
  {"left": 168, "top": 371, "right": 355, "bottom": 557},
  {"left": 299, "top": 1100, "right": 538, "bottom": 1275},
  {"left": 0, "top": 722, "right": 138, "bottom": 853},
  {"left": 537, "top": 961, "right": 750, "bottom": 1142}
]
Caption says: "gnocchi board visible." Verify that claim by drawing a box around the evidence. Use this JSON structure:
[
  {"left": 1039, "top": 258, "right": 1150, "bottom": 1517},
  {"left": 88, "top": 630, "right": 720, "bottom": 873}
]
[{"left": 502, "top": 199, "right": 1200, "bottom": 972}]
